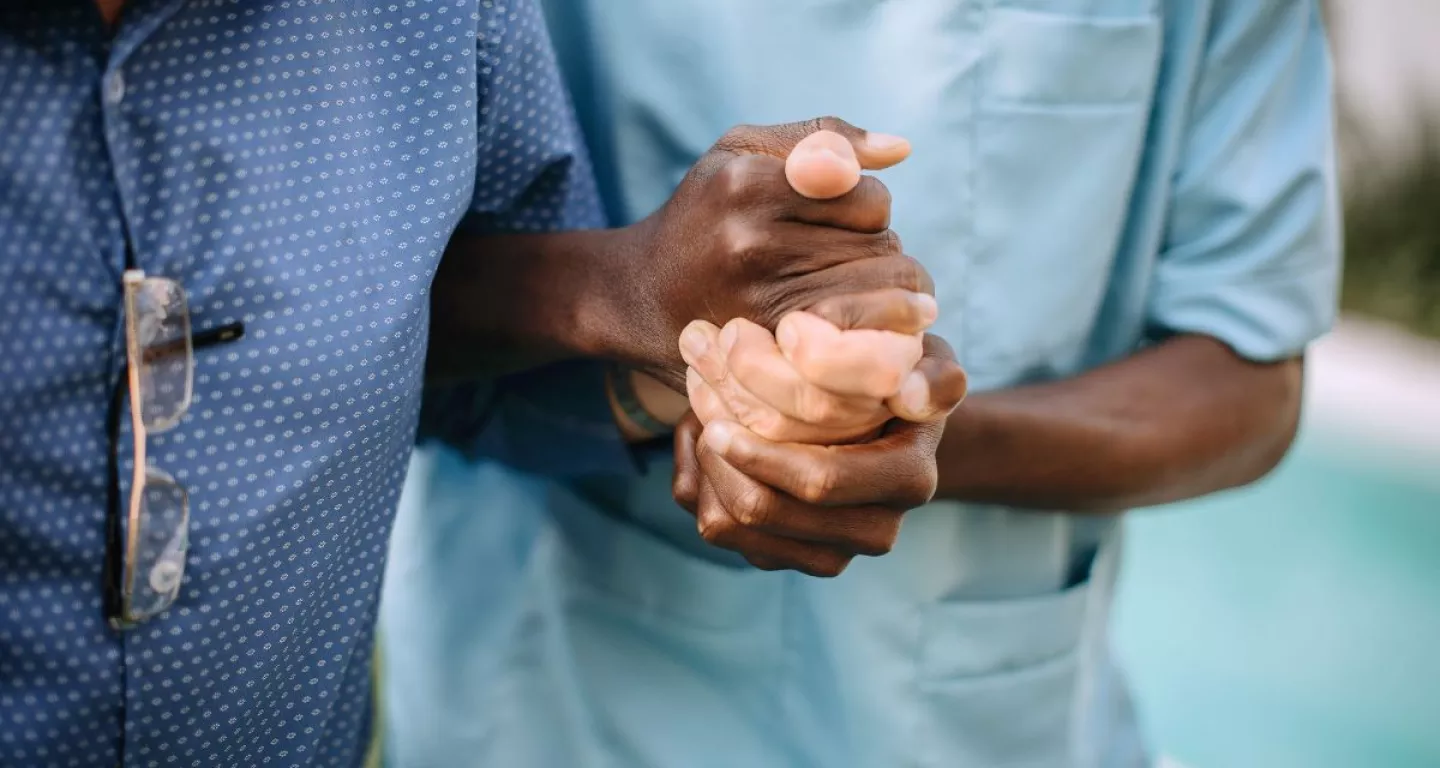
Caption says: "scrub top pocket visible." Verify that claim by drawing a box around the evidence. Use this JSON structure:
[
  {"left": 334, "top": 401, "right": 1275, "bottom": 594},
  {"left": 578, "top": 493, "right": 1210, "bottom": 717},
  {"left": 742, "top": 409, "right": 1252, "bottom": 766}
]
[
  {"left": 964, "top": 5, "right": 1162, "bottom": 386},
  {"left": 916, "top": 575, "right": 1094, "bottom": 768},
  {"left": 538, "top": 490, "right": 796, "bottom": 767}
]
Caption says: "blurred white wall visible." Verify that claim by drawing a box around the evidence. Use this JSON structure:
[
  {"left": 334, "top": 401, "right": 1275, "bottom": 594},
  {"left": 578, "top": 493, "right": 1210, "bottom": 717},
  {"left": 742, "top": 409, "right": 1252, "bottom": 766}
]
[
  {"left": 1307, "top": 318, "right": 1440, "bottom": 463},
  {"left": 1328, "top": 0, "right": 1440, "bottom": 173}
]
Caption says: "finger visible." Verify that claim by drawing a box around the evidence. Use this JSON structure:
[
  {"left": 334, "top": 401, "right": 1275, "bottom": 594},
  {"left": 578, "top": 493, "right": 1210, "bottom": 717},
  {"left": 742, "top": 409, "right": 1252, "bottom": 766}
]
[
  {"left": 783, "top": 175, "right": 893, "bottom": 233},
  {"left": 703, "top": 419, "right": 942, "bottom": 509},
  {"left": 791, "top": 253, "right": 935, "bottom": 303},
  {"left": 697, "top": 501, "right": 856, "bottom": 577},
  {"left": 775, "top": 312, "right": 924, "bottom": 399},
  {"left": 805, "top": 289, "right": 938, "bottom": 335},
  {"left": 679, "top": 320, "right": 726, "bottom": 383},
  {"left": 760, "top": 225, "right": 903, "bottom": 275},
  {"left": 686, "top": 367, "right": 735, "bottom": 426},
  {"left": 693, "top": 457, "right": 856, "bottom": 578},
  {"left": 690, "top": 321, "right": 795, "bottom": 435},
  {"left": 704, "top": 148, "right": 891, "bottom": 233},
  {"left": 695, "top": 356, "right": 876, "bottom": 444},
  {"left": 700, "top": 443, "right": 900, "bottom": 554},
  {"left": 886, "top": 334, "right": 969, "bottom": 423},
  {"left": 720, "top": 318, "right": 885, "bottom": 430},
  {"left": 671, "top": 411, "right": 704, "bottom": 514},
  {"left": 712, "top": 117, "right": 911, "bottom": 172}
]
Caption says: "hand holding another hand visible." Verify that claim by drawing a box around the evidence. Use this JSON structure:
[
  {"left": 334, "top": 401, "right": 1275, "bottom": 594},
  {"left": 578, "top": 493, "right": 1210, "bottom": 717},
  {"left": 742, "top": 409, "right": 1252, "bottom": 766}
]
[
  {"left": 629, "top": 119, "right": 969, "bottom": 576},
  {"left": 674, "top": 179, "right": 967, "bottom": 573},
  {"left": 618, "top": 117, "right": 932, "bottom": 390},
  {"left": 671, "top": 332, "right": 965, "bottom": 577}
]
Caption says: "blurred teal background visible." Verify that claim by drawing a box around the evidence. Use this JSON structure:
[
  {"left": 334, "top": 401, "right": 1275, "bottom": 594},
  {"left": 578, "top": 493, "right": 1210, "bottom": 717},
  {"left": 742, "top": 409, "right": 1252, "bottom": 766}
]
[
  {"left": 1116, "top": 418, "right": 1440, "bottom": 768},
  {"left": 1114, "top": 4, "right": 1440, "bottom": 765}
]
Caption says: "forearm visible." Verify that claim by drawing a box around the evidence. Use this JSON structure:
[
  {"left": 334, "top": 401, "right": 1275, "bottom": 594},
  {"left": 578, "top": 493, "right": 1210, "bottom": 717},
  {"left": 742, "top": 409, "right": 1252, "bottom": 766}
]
[
  {"left": 934, "top": 335, "right": 1305, "bottom": 512},
  {"left": 422, "top": 228, "right": 674, "bottom": 472},
  {"left": 426, "top": 228, "right": 639, "bottom": 381}
]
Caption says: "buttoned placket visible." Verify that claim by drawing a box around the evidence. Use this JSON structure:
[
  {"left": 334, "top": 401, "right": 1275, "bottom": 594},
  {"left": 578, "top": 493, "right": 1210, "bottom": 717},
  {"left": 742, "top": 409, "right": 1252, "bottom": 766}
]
[{"left": 91, "top": 4, "right": 195, "bottom": 765}]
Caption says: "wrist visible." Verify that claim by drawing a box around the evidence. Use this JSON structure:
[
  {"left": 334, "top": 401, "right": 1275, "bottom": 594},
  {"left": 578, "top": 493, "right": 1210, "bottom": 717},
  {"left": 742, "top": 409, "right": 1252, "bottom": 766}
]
[
  {"left": 587, "top": 218, "right": 685, "bottom": 375},
  {"left": 429, "top": 228, "right": 644, "bottom": 379},
  {"left": 930, "top": 396, "right": 1002, "bottom": 503},
  {"left": 561, "top": 227, "right": 640, "bottom": 361}
]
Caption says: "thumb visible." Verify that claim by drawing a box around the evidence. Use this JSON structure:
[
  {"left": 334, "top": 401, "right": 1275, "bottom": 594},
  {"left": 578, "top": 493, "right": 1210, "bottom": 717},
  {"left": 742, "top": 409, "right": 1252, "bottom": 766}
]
[
  {"left": 785, "top": 130, "right": 864, "bottom": 200},
  {"left": 713, "top": 116, "right": 910, "bottom": 183}
]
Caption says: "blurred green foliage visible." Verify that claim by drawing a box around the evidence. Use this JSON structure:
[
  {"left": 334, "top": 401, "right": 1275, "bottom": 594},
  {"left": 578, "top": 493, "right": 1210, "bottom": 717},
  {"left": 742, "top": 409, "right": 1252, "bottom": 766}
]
[{"left": 1340, "top": 128, "right": 1440, "bottom": 339}]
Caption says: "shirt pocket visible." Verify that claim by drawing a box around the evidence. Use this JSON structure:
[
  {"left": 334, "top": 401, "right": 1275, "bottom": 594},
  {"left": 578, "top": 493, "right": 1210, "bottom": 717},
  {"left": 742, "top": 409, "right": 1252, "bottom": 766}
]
[
  {"left": 963, "top": 3, "right": 1161, "bottom": 385},
  {"left": 915, "top": 576, "right": 1093, "bottom": 767}
]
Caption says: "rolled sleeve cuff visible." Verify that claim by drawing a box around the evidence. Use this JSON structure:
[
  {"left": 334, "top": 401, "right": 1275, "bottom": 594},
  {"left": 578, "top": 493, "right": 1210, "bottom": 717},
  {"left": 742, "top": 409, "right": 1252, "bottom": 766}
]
[{"left": 1147, "top": 264, "right": 1339, "bottom": 362}]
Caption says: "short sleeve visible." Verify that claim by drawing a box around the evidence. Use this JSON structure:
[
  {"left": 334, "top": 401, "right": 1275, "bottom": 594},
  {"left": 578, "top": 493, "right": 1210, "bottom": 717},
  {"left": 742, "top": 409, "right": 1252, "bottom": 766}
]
[
  {"left": 417, "top": 1, "right": 632, "bottom": 477},
  {"left": 1147, "top": 1, "right": 1342, "bottom": 361},
  {"left": 461, "top": 0, "right": 605, "bottom": 234}
]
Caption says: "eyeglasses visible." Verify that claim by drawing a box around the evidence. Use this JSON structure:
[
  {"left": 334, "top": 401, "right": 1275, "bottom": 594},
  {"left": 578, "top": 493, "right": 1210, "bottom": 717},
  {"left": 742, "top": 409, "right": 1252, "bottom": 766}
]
[{"left": 104, "top": 269, "right": 243, "bottom": 630}]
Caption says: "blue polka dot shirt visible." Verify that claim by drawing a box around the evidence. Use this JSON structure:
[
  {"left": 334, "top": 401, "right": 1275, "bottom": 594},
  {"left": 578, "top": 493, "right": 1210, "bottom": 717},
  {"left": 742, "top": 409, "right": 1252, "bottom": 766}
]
[{"left": 0, "top": 1, "right": 612, "bottom": 765}]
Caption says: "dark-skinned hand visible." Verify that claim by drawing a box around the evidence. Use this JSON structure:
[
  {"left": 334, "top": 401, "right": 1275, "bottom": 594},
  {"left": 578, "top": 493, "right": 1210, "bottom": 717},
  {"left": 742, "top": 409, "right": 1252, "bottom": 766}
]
[
  {"left": 672, "top": 334, "right": 965, "bottom": 577},
  {"left": 614, "top": 117, "right": 934, "bottom": 390}
]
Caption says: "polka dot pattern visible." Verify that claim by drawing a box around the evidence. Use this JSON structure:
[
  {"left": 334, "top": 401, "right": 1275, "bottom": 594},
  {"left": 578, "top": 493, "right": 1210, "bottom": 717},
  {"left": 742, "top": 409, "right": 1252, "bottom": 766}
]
[{"left": 0, "top": 1, "right": 599, "bottom": 766}]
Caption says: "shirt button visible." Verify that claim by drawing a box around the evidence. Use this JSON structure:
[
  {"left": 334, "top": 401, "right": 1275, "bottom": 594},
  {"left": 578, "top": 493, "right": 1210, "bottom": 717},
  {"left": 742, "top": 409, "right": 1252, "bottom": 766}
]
[{"left": 104, "top": 70, "right": 126, "bottom": 105}]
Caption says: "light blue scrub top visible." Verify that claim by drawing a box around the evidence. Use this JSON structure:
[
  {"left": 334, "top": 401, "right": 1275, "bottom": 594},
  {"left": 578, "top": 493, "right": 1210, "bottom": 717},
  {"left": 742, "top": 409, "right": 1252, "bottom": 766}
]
[{"left": 380, "top": 1, "right": 1341, "bottom": 766}]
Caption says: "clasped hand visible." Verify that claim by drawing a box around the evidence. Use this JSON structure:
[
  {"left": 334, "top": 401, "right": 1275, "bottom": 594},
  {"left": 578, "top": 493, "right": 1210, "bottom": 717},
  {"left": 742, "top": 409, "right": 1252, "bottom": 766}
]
[{"left": 670, "top": 126, "right": 968, "bottom": 577}]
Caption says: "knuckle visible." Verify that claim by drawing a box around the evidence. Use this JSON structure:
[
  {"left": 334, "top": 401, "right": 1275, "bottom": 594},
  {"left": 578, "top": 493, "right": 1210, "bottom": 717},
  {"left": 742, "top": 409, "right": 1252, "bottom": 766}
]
[
  {"left": 871, "top": 177, "right": 893, "bottom": 207},
  {"left": 716, "top": 123, "right": 760, "bottom": 152},
  {"left": 873, "top": 229, "right": 903, "bottom": 258},
  {"left": 797, "top": 388, "right": 841, "bottom": 426},
  {"left": 942, "top": 366, "right": 970, "bottom": 409},
  {"left": 712, "top": 154, "right": 775, "bottom": 203},
  {"left": 802, "top": 554, "right": 851, "bottom": 579},
  {"left": 902, "top": 463, "right": 940, "bottom": 508},
  {"left": 726, "top": 397, "right": 766, "bottom": 434},
  {"left": 836, "top": 179, "right": 891, "bottom": 233},
  {"left": 671, "top": 475, "right": 697, "bottom": 509},
  {"left": 837, "top": 298, "right": 868, "bottom": 330},
  {"left": 717, "top": 217, "right": 766, "bottom": 265},
  {"left": 718, "top": 123, "right": 753, "bottom": 142},
  {"left": 855, "top": 518, "right": 901, "bottom": 557},
  {"left": 751, "top": 411, "right": 790, "bottom": 443},
  {"left": 894, "top": 256, "right": 930, "bottom": 294},
  {"left": 866, "top": 535, "right": 897, "bottom": 557},
  {"left": 800, "top": 296, "right": 849, "bottom": 330},
  {"left": 696, "top": 509, "right": 733, "bottom": 544},
  {"left": 810, "top": 115, "right": 848, "bottom": 135},
  {"left": 923, "top": 333, "right": 957, "bottom": 361},
  {"left": 732, "top": 486, "right": 772, "bottom": 528},
  {"left": 798, "top": 460, "right": 839, "bottom": 505}
]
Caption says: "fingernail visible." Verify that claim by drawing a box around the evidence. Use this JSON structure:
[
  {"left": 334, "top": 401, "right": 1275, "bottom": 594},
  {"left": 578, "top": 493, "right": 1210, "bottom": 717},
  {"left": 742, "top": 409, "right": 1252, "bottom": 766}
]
[
  {"left": 705, "top": 420, "right": 736, "bottom": 455},
  {"left": 912, "top": 293, "right": 939, "bottom": 326},
  {"left": 866, "top": 132, "right": 909, "bottom": 151},
  {"left": 899, "top": 371, "right": 930, "bottom": 417},
  {"left": 719, "top": 323, "right": 738, "bottom": 355},
  {"left": 679, "top": 325, "right": 709, "bottom": 362}
]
